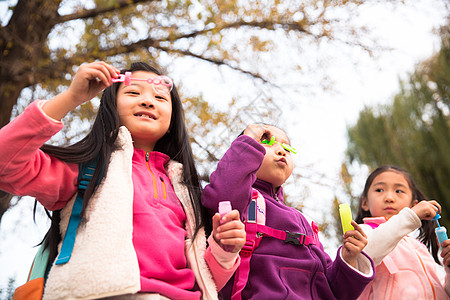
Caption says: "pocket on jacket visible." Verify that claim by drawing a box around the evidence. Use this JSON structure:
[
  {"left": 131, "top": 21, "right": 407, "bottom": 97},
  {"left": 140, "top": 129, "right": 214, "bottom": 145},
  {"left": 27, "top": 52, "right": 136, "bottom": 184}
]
[
  {"left": 279, "top": 267, "right": 314, "bottom": 299},
  {"left": 365, "top": 269, "right": 430, "bottom": 299}
]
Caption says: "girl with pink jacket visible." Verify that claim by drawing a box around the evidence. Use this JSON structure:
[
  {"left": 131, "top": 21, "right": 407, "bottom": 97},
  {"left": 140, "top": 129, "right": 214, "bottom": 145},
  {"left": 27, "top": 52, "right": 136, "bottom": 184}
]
[
  {"left": 0, "top": 61, "right": 245, "bottom": 299},
  {"left": 356, "top": 165, "right": 450, "bottom": 299}
]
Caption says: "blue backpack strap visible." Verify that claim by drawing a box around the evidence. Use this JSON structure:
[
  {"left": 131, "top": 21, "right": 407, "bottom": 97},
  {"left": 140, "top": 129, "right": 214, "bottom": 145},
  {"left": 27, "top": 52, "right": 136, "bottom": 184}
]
[{"left": 55, "top": 157, "right": 99, "bottom": 265}]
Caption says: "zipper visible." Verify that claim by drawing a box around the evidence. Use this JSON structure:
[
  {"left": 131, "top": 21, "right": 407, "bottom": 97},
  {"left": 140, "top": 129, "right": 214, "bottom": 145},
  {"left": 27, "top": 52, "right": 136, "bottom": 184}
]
[
  {"left": 145, "top": 152, "right": 158, "bottom": 199},
  {"left": 274, "top": 193, "right": 280, "bottom": 202},
  {"left": 160, "top": 177, "right": 167, "bottom": 199}
]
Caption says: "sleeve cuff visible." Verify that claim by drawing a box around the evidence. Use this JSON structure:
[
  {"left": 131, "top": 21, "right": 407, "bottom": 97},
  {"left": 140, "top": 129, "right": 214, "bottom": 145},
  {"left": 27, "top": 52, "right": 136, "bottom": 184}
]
[
  {"left": 37, "top": 100, "right": 64, "bottom": 124},
  {"left": 205, "top": 235, "right": 241, "bottom": 291},
  {"left": 207, "top": 235, "right": 240, "bottom": 270},
  {"left": 338, "top": 248, "right": 374, "bottom": 278}
]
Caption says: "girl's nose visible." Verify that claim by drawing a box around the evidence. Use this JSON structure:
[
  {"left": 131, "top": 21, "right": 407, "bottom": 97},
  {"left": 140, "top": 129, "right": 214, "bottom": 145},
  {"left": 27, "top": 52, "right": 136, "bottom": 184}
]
[
  {"left": 275, "top": 144, "right": 286, "bottom": 156},
  {"left": 384, "top": 192, "right": 395, "bottom": 202},
  {"left": 140, "top": 97, "right": 155, "bottom": 108}
]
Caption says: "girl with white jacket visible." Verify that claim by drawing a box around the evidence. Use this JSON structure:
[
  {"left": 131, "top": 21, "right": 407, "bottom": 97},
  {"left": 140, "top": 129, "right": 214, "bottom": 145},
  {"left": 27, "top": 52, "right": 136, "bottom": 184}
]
[{"left": 355, "top": 165, "right": 450, "bottom": 299}]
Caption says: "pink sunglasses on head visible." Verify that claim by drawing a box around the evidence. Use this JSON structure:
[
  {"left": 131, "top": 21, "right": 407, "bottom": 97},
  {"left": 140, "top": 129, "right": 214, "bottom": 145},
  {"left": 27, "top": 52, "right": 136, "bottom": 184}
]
[{"left": 112, "top": 71, "right": 173, "bottom": 95}]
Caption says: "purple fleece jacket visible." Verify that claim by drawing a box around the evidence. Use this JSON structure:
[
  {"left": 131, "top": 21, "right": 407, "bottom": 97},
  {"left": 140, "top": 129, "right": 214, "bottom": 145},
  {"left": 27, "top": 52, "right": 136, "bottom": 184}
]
[{"left": 202, "top": 135, "right": 375, "bottom": 300}]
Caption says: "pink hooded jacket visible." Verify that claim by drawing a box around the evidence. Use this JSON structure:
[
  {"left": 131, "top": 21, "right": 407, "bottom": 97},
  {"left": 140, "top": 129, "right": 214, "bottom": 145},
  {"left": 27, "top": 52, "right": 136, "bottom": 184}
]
[
  {"left": 358, "top": 208, "right": 450, "bottom": 300},
  {"left": 0, "top": 100, "right": 239, "bottom": 299}
]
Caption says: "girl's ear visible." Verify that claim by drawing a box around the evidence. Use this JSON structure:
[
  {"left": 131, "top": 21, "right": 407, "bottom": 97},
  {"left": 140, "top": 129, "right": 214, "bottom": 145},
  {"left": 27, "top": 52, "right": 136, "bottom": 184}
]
[
  {"left": 361, "top": 197, "right": 370, "bottom": 212},
  {"left": 411, "top": 199, "right": 419, "bottom": 207}
]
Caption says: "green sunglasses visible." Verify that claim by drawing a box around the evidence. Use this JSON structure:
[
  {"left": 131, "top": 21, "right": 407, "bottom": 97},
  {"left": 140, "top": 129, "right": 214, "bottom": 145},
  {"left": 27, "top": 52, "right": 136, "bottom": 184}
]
[{"left": 261, "top": 136, "right": 297, "bottom": 154}]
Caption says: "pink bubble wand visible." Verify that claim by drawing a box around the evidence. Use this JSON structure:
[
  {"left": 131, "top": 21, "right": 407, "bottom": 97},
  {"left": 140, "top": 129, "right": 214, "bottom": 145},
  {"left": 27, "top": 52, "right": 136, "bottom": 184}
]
[{"left": 112, "top": 71, "right": 173, "bottom": 94}]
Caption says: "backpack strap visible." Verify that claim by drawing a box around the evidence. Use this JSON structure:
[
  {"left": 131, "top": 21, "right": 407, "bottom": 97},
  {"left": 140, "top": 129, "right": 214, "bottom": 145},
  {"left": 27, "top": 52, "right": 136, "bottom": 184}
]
[
  {"left": 55, "top": 157, "right": 100, "bottom": 265},
  {"left": 231, "top": 190, "right": 262, "bottom": 300},
  {"left": 13, "top": 243, "right": 51, "bottom": 300},
  {"left": 256, "top": 225, "right": 317, "bottom": 246},
  {"left": 231, "top": 189, "right": 318, "bottom": 300},
  {"left": 27, "top": 243, "right": 51, "bottom": 281}
]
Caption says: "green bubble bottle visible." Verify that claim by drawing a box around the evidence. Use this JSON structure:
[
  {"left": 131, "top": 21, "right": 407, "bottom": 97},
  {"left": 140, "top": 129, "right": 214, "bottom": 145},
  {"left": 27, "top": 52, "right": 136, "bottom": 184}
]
[{"left": 339, "top": 203, "right": 354, "bottom": 234}]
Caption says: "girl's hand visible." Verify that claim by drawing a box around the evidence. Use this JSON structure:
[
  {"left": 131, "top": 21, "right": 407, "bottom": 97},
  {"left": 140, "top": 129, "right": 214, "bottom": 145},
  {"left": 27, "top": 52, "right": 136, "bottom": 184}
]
[
  {"left": 440, "top": 239, "right": 450, "bottom": 267},
  {"left": 43, "top": 61, "right": 120, "bottom": 120},
  {"left": 66, "top": 61, "right": 120, "bottom": 106},
  {"left": 212, "top": 210, "right": 246, "bottom": 253},
  {"left": 341, "top": 221, "right": 368, "bottom": 268},
  {"left": 243, "top": 124, "right": 271, "bottom": 143},
  {"left": 411, "top": 200, "right": 440, "bottom": 220}
]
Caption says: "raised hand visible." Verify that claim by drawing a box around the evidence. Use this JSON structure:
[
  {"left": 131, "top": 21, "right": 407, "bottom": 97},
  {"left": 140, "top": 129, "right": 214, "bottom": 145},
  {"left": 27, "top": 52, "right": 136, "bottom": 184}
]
[
  {"left": 66, "top": 61, "right": 120, "bottom": 106},
  {"left": 411, "top": 200, "right": 440, "bottom": 220},
  {"left": 341, "top": 221, "right": 368, "bottom": 268},
  {"left": 243, "top": 123, "right": 272, "bottom": 143},
  {"left": 42, "top": 61, "right": 119, "bottom": 120}
]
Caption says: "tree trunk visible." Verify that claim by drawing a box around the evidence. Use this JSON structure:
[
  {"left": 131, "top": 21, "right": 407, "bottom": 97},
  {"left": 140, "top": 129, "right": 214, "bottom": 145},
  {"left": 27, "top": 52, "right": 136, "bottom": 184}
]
[
  {"left": 0, "top": 82, "right": 28, "bottom": 127},
  {"left": 0, "top": 190, "right": 13, "bottom": 223},
  {"left": 0, "top": 0, "right": 63, "bottom": 219},
  {"left": 0, "top": 80, "right": 32, "bottom": 221}
]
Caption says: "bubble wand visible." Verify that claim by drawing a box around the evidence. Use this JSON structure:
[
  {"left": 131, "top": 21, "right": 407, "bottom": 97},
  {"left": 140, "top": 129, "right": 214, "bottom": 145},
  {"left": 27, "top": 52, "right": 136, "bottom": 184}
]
[
  {"left": 432, "top": 210, "right": 448, "bottom": 249},
  {"left": 111, "top": 71, "right": 173, "bottom": 94},
  {"left": 218, "top": 201, "right": 235, "bottom": 252},
  {"left": 339, "top": 203, "right": 354, "bottom": 234}
]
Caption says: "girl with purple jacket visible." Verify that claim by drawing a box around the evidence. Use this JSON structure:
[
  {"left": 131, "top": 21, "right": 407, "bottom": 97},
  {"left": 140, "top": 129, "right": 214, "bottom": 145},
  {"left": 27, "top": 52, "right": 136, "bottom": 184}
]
[{"left": 202, "top": 123, "right": 375, "bottom": 299}]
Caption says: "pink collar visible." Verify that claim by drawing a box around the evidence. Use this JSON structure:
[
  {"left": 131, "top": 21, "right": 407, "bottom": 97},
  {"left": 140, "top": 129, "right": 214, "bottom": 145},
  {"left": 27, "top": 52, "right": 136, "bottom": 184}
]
[
  {"left": 132, "top": 148, "right": 170, "bottom": 173},
  {"left": 363, "top": 216, "right": 388, "bottom": 229}
]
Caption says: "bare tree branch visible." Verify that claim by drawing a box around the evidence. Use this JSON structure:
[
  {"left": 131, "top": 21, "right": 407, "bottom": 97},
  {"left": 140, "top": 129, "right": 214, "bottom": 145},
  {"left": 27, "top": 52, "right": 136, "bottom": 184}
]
[
  {"left": 191, "top": 136, "right": 220, "bottom": 163},
  {"left": 156, "top": 45, "right": 272, "bottom": 84},
  {"left": 59, "top": 0, "right": 157, "bottom": 23},
  {"left": 35, "top": 35, "right": 273, "bottom": 87},
  {"left": 168, "top": 20, "right": 318, "bottom": 41}
]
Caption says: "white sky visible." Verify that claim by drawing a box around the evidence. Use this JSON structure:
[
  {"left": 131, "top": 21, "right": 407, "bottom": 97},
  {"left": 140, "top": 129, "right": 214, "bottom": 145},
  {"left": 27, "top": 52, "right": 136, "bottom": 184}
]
[{"left": 0, "top": 0, "right": 448, "bottom": 291}]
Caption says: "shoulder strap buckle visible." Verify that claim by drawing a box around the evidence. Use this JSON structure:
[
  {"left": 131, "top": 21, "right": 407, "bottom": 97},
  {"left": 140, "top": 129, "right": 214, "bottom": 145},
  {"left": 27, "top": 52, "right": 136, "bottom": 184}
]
[{"left": 284, "top": 231, "right": 305, "bottom": 246}]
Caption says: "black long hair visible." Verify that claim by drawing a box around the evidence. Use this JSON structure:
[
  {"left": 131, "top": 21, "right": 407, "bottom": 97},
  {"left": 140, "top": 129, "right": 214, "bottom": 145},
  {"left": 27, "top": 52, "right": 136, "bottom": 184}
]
[
  {"left": 39, "top": 62, "right": 209, "bottom": 265},
  {"left": 355, "top": 165, "right": 440, "bottom": 264}
]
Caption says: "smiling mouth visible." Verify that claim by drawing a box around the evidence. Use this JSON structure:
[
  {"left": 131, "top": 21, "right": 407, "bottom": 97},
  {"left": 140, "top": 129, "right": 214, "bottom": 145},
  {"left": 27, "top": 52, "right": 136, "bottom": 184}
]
[{"left": 134, "top": 113, "right": 156, "bottom": 120}]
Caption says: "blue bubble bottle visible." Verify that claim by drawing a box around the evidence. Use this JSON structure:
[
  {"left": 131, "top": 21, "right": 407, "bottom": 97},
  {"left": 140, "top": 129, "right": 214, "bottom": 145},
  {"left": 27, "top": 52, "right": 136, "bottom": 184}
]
[{"left": 433, "top": 211, "right": 448, "bottom": 249}]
